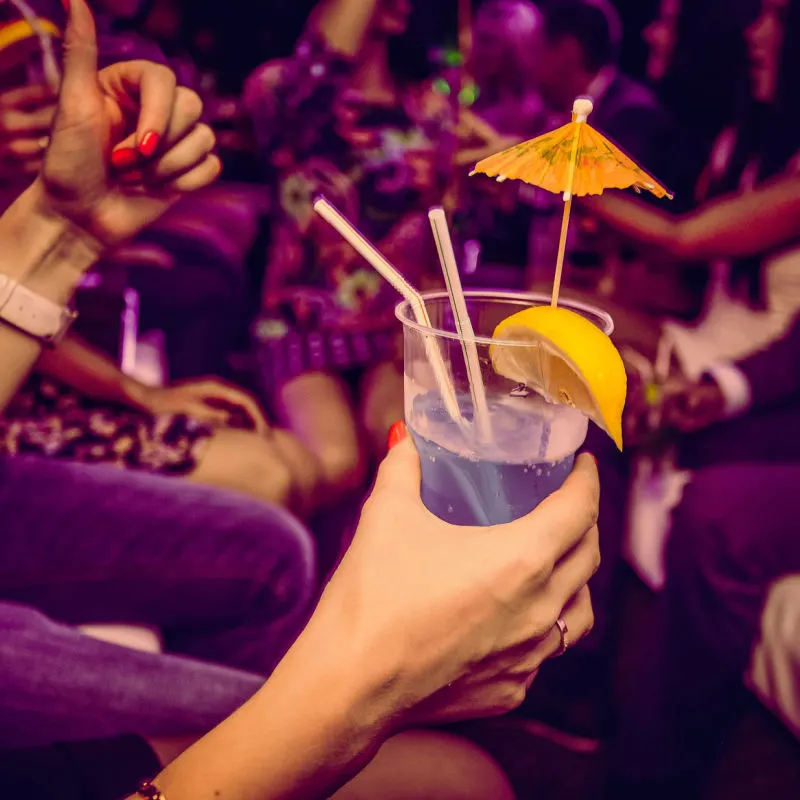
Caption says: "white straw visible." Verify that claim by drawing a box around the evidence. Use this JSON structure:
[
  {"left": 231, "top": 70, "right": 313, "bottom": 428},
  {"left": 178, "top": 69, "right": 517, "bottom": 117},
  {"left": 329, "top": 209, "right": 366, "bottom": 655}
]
[
  {"left": 427, "top": 207, "right": 492, "bottom": 441},
  {"left": 7, "top": 0, "right": 61, "bottom": 92},
  {"left": 312, "top": 196, "right": 463, "bottom": 425}
]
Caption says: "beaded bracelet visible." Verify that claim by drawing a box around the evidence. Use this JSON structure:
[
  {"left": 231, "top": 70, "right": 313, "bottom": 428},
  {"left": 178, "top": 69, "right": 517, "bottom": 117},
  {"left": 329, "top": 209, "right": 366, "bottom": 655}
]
[{"left": 136, "top": 780, "right": 166, "bottom": 800}]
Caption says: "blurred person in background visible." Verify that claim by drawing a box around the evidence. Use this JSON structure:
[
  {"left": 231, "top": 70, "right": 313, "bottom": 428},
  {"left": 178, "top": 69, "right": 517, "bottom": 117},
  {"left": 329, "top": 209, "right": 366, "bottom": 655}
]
[
  {"left": 0, "top": 0, "right": 257, "bottom": 383},
  {"left": 561, "top": 0, "right": 800, "bottom": 790},
  {"left": 515, "top": 0, "right": 800, "bottom": 762},
  {"left": 610, "top": 318, "right": 800, "bottom": 799},
  {"left": 538, "top": 0, "right": 756, "bottom": 345},
  {"left": 246, "top": 0, "right": 446, "bottom": 500},
  {"left": 645, "top": 0, "right": 756, "bottom": 207},
  {"left": 591, "top": 0, "right": 800, "bottom": 376},
  {"left": 532, "top": 0, "right": 671, "bottom": 170},
  {"left": 454, "top": 0, "right": 547, "bottom": 281},
  {"left": 522, "top": 0, "right": 672, "bottom": 293},
  {"left": 0, "top": 0, "right": 319, "bottom": 753},
  {"left": 467, "top": 0, "right": 545, "bottom": 139},
  {"left": 0, "top": 0, "right": 322, "bottom": 515}
]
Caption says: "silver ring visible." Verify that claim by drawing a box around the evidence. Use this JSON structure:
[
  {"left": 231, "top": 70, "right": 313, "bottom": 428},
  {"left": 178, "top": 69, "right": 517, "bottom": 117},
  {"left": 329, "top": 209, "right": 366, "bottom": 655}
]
[{"left": 554, "top": 618, "right": 569, "bottom": 657}]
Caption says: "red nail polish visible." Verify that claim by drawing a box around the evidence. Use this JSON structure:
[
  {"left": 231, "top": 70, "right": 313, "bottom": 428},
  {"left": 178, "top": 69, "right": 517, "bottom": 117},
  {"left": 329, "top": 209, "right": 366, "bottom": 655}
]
[
  {"left": 61, "top": 0, "right": 69, "bottom": 10},
  {"left": 139, "top": 131, "right": 160, "bottom": 158},
  {"left": 111, "top": 148, "right": 139, "bottom": 169},
  {"left": 119, "top": 170, "right": 144, "bottom": 184},
  {"left": 387, "top": 421, "right": 407, "bottom": 450}
]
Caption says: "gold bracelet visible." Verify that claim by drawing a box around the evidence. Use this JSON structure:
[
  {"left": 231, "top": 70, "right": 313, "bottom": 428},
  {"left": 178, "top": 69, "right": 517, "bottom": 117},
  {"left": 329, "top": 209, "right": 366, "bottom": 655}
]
[{"left": 136, "top": 780, "right": 166, "bottom": 800}]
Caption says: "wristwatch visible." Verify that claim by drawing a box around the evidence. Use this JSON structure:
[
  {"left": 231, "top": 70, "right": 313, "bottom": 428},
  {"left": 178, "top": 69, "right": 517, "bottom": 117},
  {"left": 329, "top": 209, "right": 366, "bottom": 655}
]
[{"left": 0, "top": 273, "right": 77, "bottom": 346}]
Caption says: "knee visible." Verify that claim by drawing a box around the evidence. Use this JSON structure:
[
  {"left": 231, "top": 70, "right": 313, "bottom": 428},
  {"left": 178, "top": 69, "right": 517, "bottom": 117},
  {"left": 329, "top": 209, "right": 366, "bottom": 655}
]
[
  {"left": 0, "top": 602, "right": 52, "bottom": 635},
  {"left": 270, "top": 430, "right": 323, "bottom": 498},
  {"left": 316, "top": 442, "right": 367, "bottom": 497},
  {"left": 224, "top": 436, "right": 296, "bottom": 509}
]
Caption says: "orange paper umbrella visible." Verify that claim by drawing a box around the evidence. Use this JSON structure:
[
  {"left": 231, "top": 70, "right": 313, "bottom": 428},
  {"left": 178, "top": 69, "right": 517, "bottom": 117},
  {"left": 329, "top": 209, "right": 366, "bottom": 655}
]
[{"left": 470, "top": 97, "right": 673, "bottom": 305}]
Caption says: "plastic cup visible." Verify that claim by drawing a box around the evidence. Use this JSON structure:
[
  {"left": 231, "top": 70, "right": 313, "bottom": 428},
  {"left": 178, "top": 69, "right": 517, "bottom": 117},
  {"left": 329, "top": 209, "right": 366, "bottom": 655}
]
[{"left": 396, "top": 290, "right": 614, "bottom": 526}]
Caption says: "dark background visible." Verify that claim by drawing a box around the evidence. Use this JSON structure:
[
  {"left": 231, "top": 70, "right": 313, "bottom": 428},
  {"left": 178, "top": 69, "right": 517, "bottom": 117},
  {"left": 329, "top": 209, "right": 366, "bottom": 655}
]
[{"left": 165, "top": 0, "right": 659, "bottom": 92}]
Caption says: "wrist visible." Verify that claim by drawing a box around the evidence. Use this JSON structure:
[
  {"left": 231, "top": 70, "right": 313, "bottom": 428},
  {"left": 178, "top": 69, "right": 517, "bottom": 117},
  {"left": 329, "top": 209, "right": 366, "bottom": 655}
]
[
  {"left": 156, "top": 620, "right": 397, "bottom": 800},
  {"left": 121, "top": 377, "right": 155, "bottom": 411},
  {"left": 272, "top": 613, "right": 400, "bottom": 748},
  {"left": 0, "top": 180, "right": 104, "bottom": 297}
]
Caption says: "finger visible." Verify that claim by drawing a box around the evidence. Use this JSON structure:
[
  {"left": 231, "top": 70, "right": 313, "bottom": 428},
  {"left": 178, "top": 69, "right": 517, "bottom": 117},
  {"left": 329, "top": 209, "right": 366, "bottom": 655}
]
[
  {"left": 191, "top": 381, "right": 269, "bottom": 436},
  {"left": 507, "top": 453, "right": 599, "bottom": 564},
  {"left": 1, "top": 105, "right": 56, "bottom": 135},
  {"left": 164, "top": 154, "right": 222, "bottom": 193},
  {"left": 17, "top": 157, "right": 44, "bottom": 176},
  {"left": 102, "top": 61, "right": 178, "bottom": 157},
  {"left": 510, "top": 586, "right": 595, "bottom": 670},
  {"left": 111, "top": 85, "right": 200, "bottom": 156},
  {"left": 2, "top": 136, "right": 49, "bottom": 159},
  {"left": 548, "top": 525, "right": 601, "bottom": 608},
  {"left": 149, "top": 123, "right": 216, "bottom": 181},
  {"left": 180, "top": 402, "right": 230, "bottom": 428},
  {"left": 0, "top": 84, "right": 57, "bottom": 110},
  {"left": 372, "top": 435, "right": 422, "bottom": 500},
  {"left": 543, "top": 586, "right": 594, "bottom": 659},
  {"left": 227, "top": 394, "right": 269, "bottom": 436},
  {"left": 59, "top": 0, "right": 98, "bottom": 109}
]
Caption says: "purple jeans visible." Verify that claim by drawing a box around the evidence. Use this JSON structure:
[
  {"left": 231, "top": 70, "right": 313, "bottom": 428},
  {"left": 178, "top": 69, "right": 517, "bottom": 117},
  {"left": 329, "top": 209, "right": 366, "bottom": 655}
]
[{"left": 0, "top": 456, "right": 316, "bottom": 748}]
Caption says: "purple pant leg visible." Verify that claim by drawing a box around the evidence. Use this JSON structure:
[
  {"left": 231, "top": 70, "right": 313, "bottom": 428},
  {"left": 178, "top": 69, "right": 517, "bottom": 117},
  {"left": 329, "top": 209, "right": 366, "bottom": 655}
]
[{"left": 0, "top": 456, "right": 316, "bottom": 747}]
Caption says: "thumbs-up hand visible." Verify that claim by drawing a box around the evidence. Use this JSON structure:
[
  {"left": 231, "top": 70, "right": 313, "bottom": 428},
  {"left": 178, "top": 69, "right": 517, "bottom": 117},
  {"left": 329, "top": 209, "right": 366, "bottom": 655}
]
[{"left": 39, "top": 0, "right": 219, "bottom": 248}]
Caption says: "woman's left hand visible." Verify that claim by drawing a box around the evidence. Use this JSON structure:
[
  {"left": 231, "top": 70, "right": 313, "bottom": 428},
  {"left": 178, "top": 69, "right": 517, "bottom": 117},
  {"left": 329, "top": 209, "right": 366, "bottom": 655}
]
[
  {"left": 38, "top": 0, "right": 220, "bottom": 248},
  {"left": 140, "top": 379, "right": 270, "bottom": 435}
]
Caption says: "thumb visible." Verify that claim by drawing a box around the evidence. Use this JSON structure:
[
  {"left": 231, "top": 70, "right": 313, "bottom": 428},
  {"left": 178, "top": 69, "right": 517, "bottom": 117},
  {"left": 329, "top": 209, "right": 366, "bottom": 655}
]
[
  {"left": 372, "top": 435, "right": 423, "bottom": 501},
  {"left": 59, "top": 0, "right": 98, "bottom": 103}
]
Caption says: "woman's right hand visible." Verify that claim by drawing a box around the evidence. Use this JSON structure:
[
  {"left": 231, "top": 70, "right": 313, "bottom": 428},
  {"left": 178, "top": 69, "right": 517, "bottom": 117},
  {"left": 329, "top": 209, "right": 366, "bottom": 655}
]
[{"left": 306, "top": 436, "right": 599, "bottom": 730}]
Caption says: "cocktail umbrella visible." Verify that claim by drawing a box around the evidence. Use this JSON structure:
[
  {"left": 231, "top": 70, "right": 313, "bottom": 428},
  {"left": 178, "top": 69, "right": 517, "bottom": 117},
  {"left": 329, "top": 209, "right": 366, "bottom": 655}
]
[{"left": 471, "top": 97, "right": 673, "bottom": 305}]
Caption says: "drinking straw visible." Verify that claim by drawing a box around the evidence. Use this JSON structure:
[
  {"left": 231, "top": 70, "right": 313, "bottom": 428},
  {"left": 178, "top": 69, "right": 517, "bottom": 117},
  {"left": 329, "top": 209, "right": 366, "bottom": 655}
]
[
  {"left": 427, "top": 207, "right": 491, "bottom": 441},
  {"left": 312, "top": 196, "right": 464, "bottom": 425},
  {"left": 8, "top": 0, "right": 61, "bottom": 91}
]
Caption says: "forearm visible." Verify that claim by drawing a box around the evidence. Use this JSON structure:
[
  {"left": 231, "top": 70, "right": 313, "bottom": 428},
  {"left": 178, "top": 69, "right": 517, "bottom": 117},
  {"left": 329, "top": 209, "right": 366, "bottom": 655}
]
[
  {"left": 0, "top": 181, "right": 101, "bottom": 413},
  {"left": 36, "top": 334, "right": 146, "bottom": 408},
  {"left": 588, "top": 194, "right": 681, "bottom": 257},
  {"left": 590, "top": 174, "right": 800, "bottom": 262},
  {"left": 316, "top": 0, "right": 381, "bottom": 56},
  {"left": 137, "top": 621, "right": 393, "bottom": 800}
]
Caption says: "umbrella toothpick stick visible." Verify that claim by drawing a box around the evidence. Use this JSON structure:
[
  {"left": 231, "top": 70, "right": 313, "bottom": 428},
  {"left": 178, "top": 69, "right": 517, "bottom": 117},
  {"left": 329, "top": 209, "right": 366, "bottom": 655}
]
[{"left": 552, "top": 98, "right": 592, "bottom": 307}]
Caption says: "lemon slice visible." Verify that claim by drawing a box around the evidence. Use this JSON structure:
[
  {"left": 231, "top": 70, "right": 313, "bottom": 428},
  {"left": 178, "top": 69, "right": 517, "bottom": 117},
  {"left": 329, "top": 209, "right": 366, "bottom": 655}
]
[{"left": 490, "top": 306, "right": 627, "bottom": 449}]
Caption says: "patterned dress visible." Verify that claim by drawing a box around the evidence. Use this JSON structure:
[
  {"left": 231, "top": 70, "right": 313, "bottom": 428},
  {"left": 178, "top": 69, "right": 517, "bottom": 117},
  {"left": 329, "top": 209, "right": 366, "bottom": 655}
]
[
  {"left": 247, "top": 33, "right": 448, "bottom": 388},
  {"left": 0, "top": 376, "right": 212, "bottom": 475}
]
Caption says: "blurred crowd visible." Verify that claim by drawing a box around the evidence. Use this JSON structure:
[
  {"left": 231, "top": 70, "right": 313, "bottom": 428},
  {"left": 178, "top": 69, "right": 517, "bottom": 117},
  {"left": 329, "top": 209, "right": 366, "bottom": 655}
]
[{"left": 1, "top": 0, "right": 799, "bottom": 798}]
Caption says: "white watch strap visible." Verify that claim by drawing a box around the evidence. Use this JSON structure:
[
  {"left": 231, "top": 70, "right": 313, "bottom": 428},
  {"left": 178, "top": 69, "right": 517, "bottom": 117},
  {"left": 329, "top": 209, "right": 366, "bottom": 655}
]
[{"left": 0, "top": 273, "right": 76, "bottom": 344}]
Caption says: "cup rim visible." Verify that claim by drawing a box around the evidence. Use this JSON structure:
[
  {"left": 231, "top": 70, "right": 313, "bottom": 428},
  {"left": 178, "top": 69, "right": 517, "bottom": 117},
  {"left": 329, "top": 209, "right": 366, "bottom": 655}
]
[{"left": 395, "top": 289, "right": 614, "bottom": 346}]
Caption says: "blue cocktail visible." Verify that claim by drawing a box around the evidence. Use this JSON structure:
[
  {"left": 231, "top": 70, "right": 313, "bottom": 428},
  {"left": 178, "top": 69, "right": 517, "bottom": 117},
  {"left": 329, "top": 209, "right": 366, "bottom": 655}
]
[{"left": 397, "top": 291, "right": 613, "bottom": 526}]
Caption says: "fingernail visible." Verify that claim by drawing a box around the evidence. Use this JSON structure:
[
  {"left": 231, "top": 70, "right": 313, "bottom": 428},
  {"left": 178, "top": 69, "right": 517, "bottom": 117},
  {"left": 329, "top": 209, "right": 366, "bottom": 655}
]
[
  {"left": 119, "top": 170, "right": 144, "bottom": 184},
  {"left": 61, "top": 0, "right": 69, "bottom": 10},
  {"left": 387, "top": 421, "right": 407, "bottom": 450},
  {"left": 111, "top": 148, "right": 139, "bottom": 169},
  {"left": 139, "top": 131, "right": 160, "bottom": 158}
]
